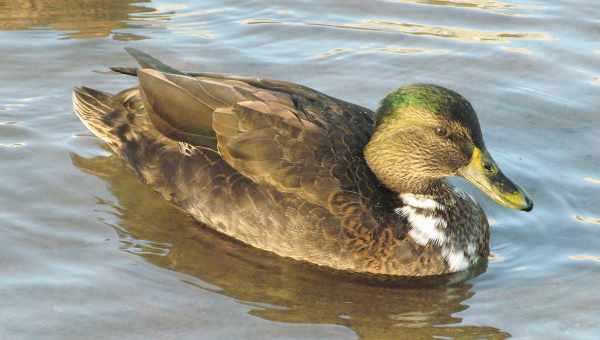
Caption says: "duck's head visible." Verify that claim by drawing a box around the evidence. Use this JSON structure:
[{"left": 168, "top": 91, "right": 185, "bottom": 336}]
[{"left": 364, "top": 84, "right": 533, "bottom": 211}]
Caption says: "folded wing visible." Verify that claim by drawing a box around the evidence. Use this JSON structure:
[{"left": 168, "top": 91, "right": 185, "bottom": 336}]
[{"left": 126, "top": 49, "right": 399, "bottom": 239}]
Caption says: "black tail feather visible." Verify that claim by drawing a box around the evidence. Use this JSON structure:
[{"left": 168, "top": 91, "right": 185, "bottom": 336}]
[
  {"left": 124, "top": 48, "right": 186, "bottom": 75},
  {"left": 110, "top": 67, "right": 139, "bottom": 77}
]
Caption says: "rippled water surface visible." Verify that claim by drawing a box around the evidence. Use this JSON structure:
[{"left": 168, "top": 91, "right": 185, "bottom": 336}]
[{"left": 1, "top": 0, "right": 599, "bottom": 339}]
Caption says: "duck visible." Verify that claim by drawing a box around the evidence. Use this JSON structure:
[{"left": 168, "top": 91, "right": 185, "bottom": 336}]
[{"left": 73, "top": 48, "right": 533, "bottom": 277}]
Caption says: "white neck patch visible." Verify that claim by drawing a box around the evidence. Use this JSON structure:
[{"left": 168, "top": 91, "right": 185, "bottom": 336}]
[
  {"left": 396, "top": 193, "right": 474, "bottom": 272},
  {"left": 399, "top": 193, "right": 443, "bottom": 210}
]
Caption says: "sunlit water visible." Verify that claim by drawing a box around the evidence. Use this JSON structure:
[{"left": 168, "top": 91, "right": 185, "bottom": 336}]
[{"left": 0, "top": 0, "right": 599, "bottom": 339}]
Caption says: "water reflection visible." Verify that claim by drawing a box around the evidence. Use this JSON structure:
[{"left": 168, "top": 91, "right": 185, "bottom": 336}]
[
  {"left": 316, "top": 46, "right": 447, "bottom": 59},
  {"left": 0, "top": 0, "right": 156, "bottom": 39},
  {"left": 569, "top": 255, "right": 600, "bottom": 263},
  {"left": 574, "top": 214, "right": 600, "bottom": 225},
  {"left": 584, "top": 177, "right": 600, "bottom": 184},
  {"left": 502, "top": 47, "right": 533, "bottom": 55},
  {"left": 242, "top": 18, "right": 551, "bottom": 43},
  {"left": 386, "top": 0, "right": 522, "bottom": 13},
  {"left": 71, "top": 151, "right": 509, "bottom": 339}
]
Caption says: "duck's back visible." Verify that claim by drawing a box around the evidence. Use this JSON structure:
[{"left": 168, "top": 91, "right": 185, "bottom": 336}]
[{"left": 73, "top": 49, "right": 450, "bottom": 276}]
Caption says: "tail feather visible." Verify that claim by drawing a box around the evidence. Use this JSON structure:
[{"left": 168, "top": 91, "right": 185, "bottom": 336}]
[
  {"left": 110, "top": 67, "right": 138, "bottom": 77},
  {"left": 124, "top": 48, "right": 186, "bottom": 75},
  {"left": 73, "top": 87, "right": 112, "bottom": 115},
  {"left": 73, "top": 87, "right": 123, "bottom": 148},
  {"left": 110, "top": 48, "right": 188, "bottom": 77}
]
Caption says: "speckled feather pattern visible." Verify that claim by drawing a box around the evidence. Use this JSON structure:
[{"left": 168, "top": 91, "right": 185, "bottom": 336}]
[
  {"left": 73, "top": 53, "right": 490, "bottom": 276},
  {"left": 397, "top": 191, "right": 489, "bottom": 271}
]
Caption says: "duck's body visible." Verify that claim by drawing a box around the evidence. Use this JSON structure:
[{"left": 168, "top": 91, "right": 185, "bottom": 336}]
[{"left": 73, "top": 49, "right": 531, "bottom": 277}]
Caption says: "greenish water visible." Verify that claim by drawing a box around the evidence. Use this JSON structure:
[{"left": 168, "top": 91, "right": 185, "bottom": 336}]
[{"left": 1, "top": 0, "right": 599, "bottom": 339}]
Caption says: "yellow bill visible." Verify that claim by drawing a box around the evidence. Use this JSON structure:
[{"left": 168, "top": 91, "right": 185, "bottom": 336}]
[{"left": 459, "top": 147, "right": 533, "bottom": 211}]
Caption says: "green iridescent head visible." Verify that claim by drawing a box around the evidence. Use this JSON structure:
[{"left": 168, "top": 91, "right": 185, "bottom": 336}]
[{"left": 365, "top": 84, "right": 532, "bottom": 211}]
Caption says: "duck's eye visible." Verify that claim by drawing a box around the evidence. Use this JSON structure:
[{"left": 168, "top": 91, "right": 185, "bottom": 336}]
[
  {"left": 434, "top": 127, "right": 448, "bottom": 137},
  {"left": 483, "top": 161, "right": 495, "bottom": 173}
]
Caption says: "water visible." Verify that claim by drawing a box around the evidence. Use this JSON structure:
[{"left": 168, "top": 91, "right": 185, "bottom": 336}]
[{"left": 1, "top": 0, "right": 599, "bottom": 339}]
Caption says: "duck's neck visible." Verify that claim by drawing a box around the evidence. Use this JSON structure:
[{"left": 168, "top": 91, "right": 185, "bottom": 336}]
[
  {"left": 364, "top": 130, "right": 443, "bottom": 195},
  {"left": 364, "top": 156, "right": 443, "bottom": 195}
]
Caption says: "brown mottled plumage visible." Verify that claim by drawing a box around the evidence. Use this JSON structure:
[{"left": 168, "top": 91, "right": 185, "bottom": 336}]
[{"left": 73, "top": 48, "right": 532, "bottom": 276}]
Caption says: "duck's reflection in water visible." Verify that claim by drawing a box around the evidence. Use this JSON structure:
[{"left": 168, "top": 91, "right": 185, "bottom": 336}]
[
  {"left": 72, "top": 152, "right": 509, "bottom": 339},
  {"left": 0, "top": 0, "right": 156, "bottom": 40}
]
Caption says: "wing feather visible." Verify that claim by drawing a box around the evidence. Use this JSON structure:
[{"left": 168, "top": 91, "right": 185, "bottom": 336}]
[{"left": 130, "top": 66, "right": 398, "bottom": 238}]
